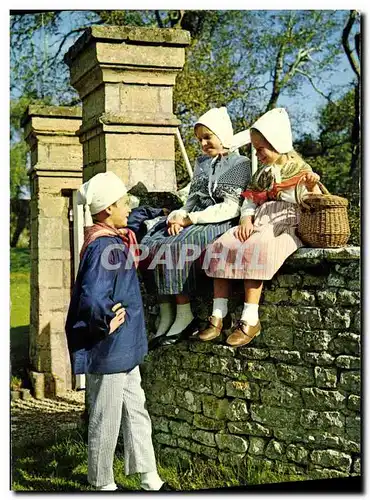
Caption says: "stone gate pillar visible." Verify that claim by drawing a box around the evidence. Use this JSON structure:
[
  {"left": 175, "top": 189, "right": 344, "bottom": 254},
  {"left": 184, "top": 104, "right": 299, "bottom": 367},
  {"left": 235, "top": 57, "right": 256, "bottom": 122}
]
[
  {"left": 22, "top": 105, "right": 82, "bottom": 398},
  {"left": 64, "top": 26, "right": 190, "bottom": 187}
]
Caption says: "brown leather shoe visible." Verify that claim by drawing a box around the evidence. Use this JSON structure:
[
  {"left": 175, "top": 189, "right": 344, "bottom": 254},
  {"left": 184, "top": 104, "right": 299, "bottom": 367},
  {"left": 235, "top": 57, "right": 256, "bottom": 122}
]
[
  {"left": 226, "top": 320, "right": 261, "bottom": 347},
  {"left": 198, "top": 316, "right": 224, "bottom": 341}
]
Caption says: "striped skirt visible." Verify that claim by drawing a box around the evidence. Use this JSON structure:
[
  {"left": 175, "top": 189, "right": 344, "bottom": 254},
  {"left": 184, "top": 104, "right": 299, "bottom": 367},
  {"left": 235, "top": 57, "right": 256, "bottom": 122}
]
[
  {"left": 204, "top": 201, "right": 303, "bottom": 281},
  {"left": 140, "top": 217, "right": 237, "bottom": 295}
]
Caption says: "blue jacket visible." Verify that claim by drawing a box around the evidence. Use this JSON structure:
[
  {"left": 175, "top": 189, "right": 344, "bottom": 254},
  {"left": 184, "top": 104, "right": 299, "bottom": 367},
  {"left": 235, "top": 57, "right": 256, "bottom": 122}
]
[{"left": 65, "top": 235, "right": 148, "bottom": 375}]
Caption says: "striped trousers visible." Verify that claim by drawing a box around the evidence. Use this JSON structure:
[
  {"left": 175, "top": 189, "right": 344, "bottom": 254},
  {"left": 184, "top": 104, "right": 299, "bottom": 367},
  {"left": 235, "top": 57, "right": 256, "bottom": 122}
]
[{"left": 86, "top": 366, "right": 157, "bottom": 488}]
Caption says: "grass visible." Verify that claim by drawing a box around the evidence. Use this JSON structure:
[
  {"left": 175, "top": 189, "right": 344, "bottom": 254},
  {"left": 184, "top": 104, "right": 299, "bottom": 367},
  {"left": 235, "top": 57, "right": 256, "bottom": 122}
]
[
  {"left": 11, "top": 428, "right": 307, "bottom": 492},
  {"left": 10, "top": 248, "right": 30, "bottom": 381}
]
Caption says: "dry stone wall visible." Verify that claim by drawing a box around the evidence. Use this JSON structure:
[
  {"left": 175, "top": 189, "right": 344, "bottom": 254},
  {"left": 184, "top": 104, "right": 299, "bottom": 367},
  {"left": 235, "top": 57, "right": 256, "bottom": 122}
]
[{"left": 141, "top": 247, "right": 361, "bottom": 479}]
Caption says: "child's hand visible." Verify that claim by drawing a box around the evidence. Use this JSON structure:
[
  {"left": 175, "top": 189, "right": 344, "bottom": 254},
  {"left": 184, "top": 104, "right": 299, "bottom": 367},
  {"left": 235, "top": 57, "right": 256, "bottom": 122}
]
[
  {"left": 109, "top": 303, "right": 126, "bottom": 334},
  {"left": 168, "top": 222, "right": 183, "bottom": 236},
  {"left": 302, "top": 172, "right": 320, "bottom": 191},
  {"left": 235, "top": 217, "right": 254, "bottom": 242}
]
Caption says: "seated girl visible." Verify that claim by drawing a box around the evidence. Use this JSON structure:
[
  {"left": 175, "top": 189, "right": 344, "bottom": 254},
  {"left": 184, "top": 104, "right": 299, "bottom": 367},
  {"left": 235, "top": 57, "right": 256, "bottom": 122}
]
[
  {"left": 200, "top": 107, "right": 321, "bottom": 347},
  {"left": 140, "top": 107, "right": 252, "bottom": 347}
]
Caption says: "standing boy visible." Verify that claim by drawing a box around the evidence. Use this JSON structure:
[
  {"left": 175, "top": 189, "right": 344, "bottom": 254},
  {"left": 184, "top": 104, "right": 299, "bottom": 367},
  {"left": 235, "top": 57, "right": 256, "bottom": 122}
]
[{"left": 65, "top": 172, "right": 165, "bottom": 491}]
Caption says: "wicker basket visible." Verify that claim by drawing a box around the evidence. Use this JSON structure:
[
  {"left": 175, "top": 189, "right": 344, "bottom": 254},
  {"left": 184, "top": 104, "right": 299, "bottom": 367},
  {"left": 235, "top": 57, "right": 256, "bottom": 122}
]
[{"left": 295, "top": 179, "right": 350, "bottom": 248}]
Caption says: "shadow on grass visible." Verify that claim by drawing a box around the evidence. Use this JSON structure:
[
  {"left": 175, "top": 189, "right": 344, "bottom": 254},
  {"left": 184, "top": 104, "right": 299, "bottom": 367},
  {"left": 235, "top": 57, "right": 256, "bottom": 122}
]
[
  {"left": 10, "top": 248, "right": 30, "bottom": 274},
  {"left": 10, "top": 325, "right": 30, "bottom": 381}
]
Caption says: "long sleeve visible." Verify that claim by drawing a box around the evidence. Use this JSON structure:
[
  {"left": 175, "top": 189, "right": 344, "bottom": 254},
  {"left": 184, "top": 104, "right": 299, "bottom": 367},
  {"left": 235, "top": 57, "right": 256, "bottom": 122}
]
[
  {"left": 188, "top": 196, "right": 241, "bottom": 224},
  {"left": 74, "top": 240, "right": 119, "bottom": 342},
  {"left": 240, "top": 197, "right": 257, "bottom": 218}
]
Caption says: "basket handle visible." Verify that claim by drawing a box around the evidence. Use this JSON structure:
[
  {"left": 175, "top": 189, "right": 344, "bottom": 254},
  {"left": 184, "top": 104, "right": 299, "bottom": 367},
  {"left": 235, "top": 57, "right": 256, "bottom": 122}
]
[{"left": 295, "top": 175, "right": 329, "bottom": 209}]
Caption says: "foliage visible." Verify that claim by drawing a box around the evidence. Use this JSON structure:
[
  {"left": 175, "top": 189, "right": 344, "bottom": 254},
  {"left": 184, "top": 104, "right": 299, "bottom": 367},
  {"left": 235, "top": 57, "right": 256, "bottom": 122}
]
[{"left": 10, "top": 10, "right": 355, "bottom": 191}]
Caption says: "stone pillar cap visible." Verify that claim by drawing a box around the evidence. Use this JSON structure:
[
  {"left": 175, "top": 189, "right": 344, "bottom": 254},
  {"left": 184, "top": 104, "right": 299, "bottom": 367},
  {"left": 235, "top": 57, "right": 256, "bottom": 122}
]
[
  {"left": 64, "top": 25, "right": 191, "bottom": 66},
  {"left": 21, "top": 105, "right": 82, "bottom": 127}
]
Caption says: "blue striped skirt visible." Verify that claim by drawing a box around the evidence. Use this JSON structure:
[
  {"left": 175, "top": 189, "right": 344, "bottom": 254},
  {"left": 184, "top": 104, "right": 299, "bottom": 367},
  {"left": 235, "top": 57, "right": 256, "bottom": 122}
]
[{"left": 140, "top": 217, "right": 237, "bottom": 295}]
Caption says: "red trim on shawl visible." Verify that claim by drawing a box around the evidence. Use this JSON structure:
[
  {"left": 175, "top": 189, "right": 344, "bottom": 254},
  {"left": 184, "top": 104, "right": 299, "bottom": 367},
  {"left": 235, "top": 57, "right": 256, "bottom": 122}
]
[
  {"left": 80, "top": 222, "right": 138, "bottom": 266},
  {"left": 241, "top": 172, "right": 310, "bottom": 205}
]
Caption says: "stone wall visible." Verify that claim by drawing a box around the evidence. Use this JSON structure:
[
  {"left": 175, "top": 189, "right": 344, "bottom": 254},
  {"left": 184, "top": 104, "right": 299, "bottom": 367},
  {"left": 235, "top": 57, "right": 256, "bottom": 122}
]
[{"left": 141, "top": 247, "right": 360, "bottom": 480}]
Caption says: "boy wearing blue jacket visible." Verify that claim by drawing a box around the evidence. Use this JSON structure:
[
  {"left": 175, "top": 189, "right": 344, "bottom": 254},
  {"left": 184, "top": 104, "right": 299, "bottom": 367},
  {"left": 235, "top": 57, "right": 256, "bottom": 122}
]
[{"left": 65, "top": 172, "right": 164, "bottom": 491}]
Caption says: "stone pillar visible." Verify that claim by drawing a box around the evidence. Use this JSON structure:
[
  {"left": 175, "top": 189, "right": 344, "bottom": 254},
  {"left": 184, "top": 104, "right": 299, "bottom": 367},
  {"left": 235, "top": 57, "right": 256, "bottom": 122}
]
[
  {"left": 22, "top": 105, "right": 82, "bottom": 398},
  {"left": 64, "top": 25, "right": 190, "bottom": 188}
]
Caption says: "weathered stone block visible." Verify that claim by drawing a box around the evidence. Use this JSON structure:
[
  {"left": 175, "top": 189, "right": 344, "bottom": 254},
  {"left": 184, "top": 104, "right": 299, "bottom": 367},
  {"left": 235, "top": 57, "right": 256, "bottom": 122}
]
[
  {"left": 277, "top": 274, "right": 302, "bottom": 287},
  {"left": 210, "top": 375, "right": 228, "bottom": 398},
  {"left": 335, "top": 355, "right": 361, "bottom": 370},
  {"left": 202, "top": 395, "right": 229, "bottom": 420},
  {"left": 303, "top": 274, "right": 325, "bottom": 287},
  {"left": 261, "top": 326, "right": 294, "bottom": 349},
  {"left": 105, "top": 134, "right": 174, "bottom": 161},
  {"left": 187, "top": 371, "right": 213, "bottom": 395},
  {"left": 215, "top": 433, "right": 248, "bottom": 453},
  {"left": 176, "top": 389, "right": 202, "bottom": 413},
  {"left": 259, "top": 305, "right": 277, "bottom": 322},
  {"left": 154, "top": 432, "right": 177, "bottom": 447},
  {"left": 346, "top": 415, "right": 360, "bottom": 442},
  {"left": 314, "top": 367, "right": 338, "bottom": 388},
  {"left": 291, "top": 290, "right": 316, "bottom": 305},
  {"left": 148, "top": 403, "right": 193, "bottom": 423},
  {"left": 263, "top": 289, "right": 290, "bottom": 303},
  {"left": 310, "top": 467, "right": 348, "bottom": 479},
  {"left": 246, "top": 362, "right": 277, "bottom": 381},
  {"left": 310, "top": 449, "right": 352, "bottom": 472},
  {"left": 276, "top": 364, "right": 315, "bottom": 386},
  {"left": 276, "top": 307, "right": 300, "bottom": 326},
  {"left": 219, "top": 451, "right": 246, "bottom": 467},
  {"left": 193, "top": 414, "right": 225, "bottom": 431},
  {"left": 265, "top": 439, "right": 285, "bottom": 459},
  {"left": 303, "top": 351, "right": 335, "bottom": 365},
  {"left": 324, "top": 309, "right": 352, "bottom": 329},
  {"left": 338, "top": 371, "right": 360, "bottom": 395},
  {"left": 250, "top": 405, "right": 299, "bottom": 428},
  {"left": 332, "top": 332, "right": 360, "bottom": 355},
  {"left": 273, "top": 425, "right": 308, "bottom": 443},
  {"left": 168, "top": 420, "right": 193, "bottom": 438},
  {"left": 228, "top": 421, "right": 271, "bottom": 437},
  {"left": 159, "top": 446, "right": 192, "bottom": 468},
  {"left": 347, "top": 394, "right": 360, "bottom": 412},
  {"left": 248, "top": 437, "right": 266, "bottom": 455},
  {"left": 209, "top": 345, "right": 236, "bottom": 358},
  {"left": 353, "top": 458, "right": 361, "bottom": 475},
  {"left": 269, "top": 350, "right": 302, "bottom": 364},
  {"left": 177, "top": 437, "right": 218, "bottom": 459},
  {"left": 238, "top": 348, "right": 270, "bottom": 360},
  {"left": 261, "top": 383, "right": 302, "bottom": 408},
  {"left": 193, "top": 429, "right": 216, "bottom": 447},
  {"left": 300, "top": 410, "right": 345, "bottom": 432},
  {"left": 316, "top": 290, "right": 337, "bottom": 306},
  {"left": 151, "top": 416, "right": 170, "bottom": 433},
  {"left": 353, "top": 311, "right": 360, "bottom": 332},
  {"left": 226, "top": 399, "right": 249, "bottom": 421},
  {"left": 327, "top": 272, "right": 347, "bottom": 287},
  {"left": 302, "top": 387, "right": 346, "bottom": 410},
  {"left": 286, "top": 444, "right": 308, "bottom": 464},
  {"left": 200, "top": 355, "right": 241, "bottom": 377},
  {"left": 294, "top": 330, "right": 336, "bottom": 351},
  {"left": 336, "top": 290, "right": 360, "bottom": 305}
]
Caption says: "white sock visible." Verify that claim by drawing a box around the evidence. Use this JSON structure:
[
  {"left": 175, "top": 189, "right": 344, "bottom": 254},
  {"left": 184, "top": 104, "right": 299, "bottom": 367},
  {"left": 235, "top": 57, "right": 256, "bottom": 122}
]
[
  {"left": 241, "top": 302, "right": 259, "bottom": 326},
  {"left": 212, "top": 298, "right": 228, "bottom": 319},
  {"left": 96, "top": 482, "right": 117, "bottom": 491},
  {"left": 166, "top": 303, "right": 194, "bottom": 337},
  {"left": 140, "top": 471, "right": 164, "bottom": 491},
  {"left": 155, "top": 302, "right": 175, "bottom": 337}
]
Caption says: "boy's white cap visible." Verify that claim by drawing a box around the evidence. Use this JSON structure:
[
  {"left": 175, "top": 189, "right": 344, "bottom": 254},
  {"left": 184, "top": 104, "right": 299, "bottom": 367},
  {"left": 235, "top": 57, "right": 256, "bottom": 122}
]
[
  {"left": 251, "top": 108, "right": 293, "bottom": 154},
  {"left": 195, "top": 107, "right": 251, "bottom": 150},
  {"left": 77, "top": 172, "right": 127, "bottom": 226}
]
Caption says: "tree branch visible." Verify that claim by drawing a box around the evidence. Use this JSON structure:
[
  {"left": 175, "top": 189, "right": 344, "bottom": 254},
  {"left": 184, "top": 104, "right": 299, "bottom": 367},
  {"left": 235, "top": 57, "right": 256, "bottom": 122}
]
[
  {"left": 295, "top": 68, "right": 332, "bottom": 101},
  {"left": 342, "top": 10, "right": 360, "bottom": 79}
]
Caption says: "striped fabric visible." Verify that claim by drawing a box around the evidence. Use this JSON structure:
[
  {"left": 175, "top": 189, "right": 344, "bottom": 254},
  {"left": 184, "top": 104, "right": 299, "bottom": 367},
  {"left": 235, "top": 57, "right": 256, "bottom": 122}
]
[
  {"left": 86, "top": 366, "right": 157, "bottom": 488},
  {"left": 140, "top": 218, "right": 237, "bottom": 295},
  {"left": 205, "top": 201, "right": 303, "bottom": 281}
]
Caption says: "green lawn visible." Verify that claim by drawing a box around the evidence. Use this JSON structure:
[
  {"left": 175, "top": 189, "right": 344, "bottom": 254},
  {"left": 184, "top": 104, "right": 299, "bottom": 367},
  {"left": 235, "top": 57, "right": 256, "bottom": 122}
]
[
  {"left": 11, "top": 428, "right": 307, "bottom": 492},
  {"left": 10, "top": 248, "right": 30, "bottom": 379}
]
